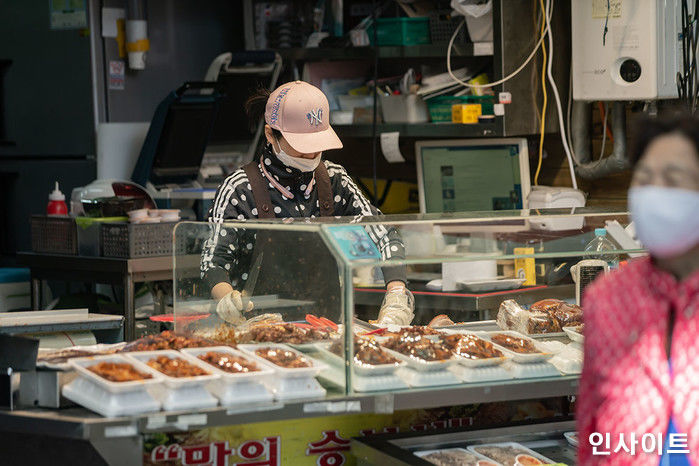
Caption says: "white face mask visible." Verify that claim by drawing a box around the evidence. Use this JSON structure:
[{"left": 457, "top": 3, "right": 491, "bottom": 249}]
[
  {"left": 628, "top": 186, "right": 699, "bottom": 258},
  {"left": 272, "top": 139, "right": 322, "bottom": 172}
]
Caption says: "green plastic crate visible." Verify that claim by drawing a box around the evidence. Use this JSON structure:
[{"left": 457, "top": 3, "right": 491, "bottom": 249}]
[
  {"left": 426, "top": 95, "right": 495, "bottom": 122},
  {"left": 368, "top": 17, "right": 430, "bottom": 46}
]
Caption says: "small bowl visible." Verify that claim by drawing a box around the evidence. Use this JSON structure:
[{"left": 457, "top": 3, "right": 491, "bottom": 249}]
[{"left": 128, "top": 209, "right": 149, "bottom": 220}]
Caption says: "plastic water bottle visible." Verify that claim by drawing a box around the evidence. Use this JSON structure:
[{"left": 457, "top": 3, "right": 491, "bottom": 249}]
[{"left": 584, "top": 228, "right": 619, "bottom": 268}]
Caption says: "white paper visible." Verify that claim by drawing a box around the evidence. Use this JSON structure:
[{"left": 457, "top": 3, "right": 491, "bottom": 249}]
[
  {"left": 473, "top": 41, "right": 494, "bottom": 56},
  {"left": 101, "top": 7, "right": 125, "bottom": 38},
  {"left": 379, "top": 132, "right": 405, "bottom": 163}
]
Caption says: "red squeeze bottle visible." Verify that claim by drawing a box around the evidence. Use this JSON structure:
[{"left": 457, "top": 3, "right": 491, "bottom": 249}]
[{"left": 47, "top": 181, "right": 68, "bottom": 216}]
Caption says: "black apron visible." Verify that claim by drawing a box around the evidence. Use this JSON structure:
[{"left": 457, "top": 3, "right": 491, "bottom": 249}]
[{"left": 242, "top": 162, "right": 342, "bottom": 321}]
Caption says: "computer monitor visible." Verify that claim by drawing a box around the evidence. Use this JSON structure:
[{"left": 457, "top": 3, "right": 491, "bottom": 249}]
[{"left": 416, "top": 138, "right": 531, "bottom": 214}]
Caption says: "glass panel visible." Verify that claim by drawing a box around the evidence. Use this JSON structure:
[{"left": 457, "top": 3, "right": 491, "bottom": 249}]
[
  {"left": 173, "top": 221, "right": 349, "bottom": 397},
  {"left": 173, "top": 209, "right": 646, "bottom": 398}
]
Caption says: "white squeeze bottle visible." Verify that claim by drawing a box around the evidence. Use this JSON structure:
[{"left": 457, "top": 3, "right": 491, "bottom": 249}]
[{"left": 584, "top": 228, "right": 619, "bottom": 269}]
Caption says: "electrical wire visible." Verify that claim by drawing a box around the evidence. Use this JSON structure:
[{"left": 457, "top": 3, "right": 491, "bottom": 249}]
[
  {"left": 598, "top": 102, "right": 608, "bottom": 160},
  {"left": 531, "top": 0, "right": 542, "bottom": 123},
  {"left": 566, "top": 60, "right": 574, "bottom": 161},
  {"left": 446, "top": 0, "right": 552, "bottom": 90},
  {"left": 544, "top": 0, "right": 579, "bottom": 189},
  {"left": 602, "top": 0, "right": 610, "bottom": 46},
  {"left": 534, "top": 0, "right": 548, "bottom": 186}
]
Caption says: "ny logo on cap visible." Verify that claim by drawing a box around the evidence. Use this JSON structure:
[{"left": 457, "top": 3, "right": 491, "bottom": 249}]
[{"left": 307, "top": 108, "right": 323, "bottom": 126}]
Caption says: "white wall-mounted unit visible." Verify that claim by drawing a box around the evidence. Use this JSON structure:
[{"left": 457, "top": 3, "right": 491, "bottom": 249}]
[{"left": 571, "top": 0, "right": 684, "bottom": 101}]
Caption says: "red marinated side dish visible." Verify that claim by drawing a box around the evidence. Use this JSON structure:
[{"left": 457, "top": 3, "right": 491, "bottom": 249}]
[
  {"left": 87, "top": 361, "right": 152, "bottom": 382},
  {"left": 197, "top": 351, "right": 259, "bottom": 373},
  {"left": 146, "top": 356, "right": 210, "bottom": 377},
  {"left": 254, "top": 347, "right": 311, "bottom": 368},
  {"left": 490, "top": 334, "right": 539, "bottom": 354}
]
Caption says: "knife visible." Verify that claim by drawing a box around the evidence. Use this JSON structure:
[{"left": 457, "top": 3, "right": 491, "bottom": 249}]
[{"left": 241, "top": 250, "right": 263, "bottom": 312}]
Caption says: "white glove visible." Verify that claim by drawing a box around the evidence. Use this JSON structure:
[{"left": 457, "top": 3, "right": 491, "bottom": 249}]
[
  {"left": 216, "top": 290, "right": 254, "bottom": 325},
  {"left": 377, "top": 287, "right": 415, "bottom": 326}
]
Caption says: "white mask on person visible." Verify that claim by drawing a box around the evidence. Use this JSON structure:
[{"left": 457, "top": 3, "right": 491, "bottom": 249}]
[
  {"left": 628, "top": 186, "right": 699, "bottom": 258},
  {"left": 272, "top": 138, "right": 322, "bottom": 172}
]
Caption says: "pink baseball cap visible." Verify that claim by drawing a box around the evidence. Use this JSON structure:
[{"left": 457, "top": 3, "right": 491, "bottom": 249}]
[{"left": 264, "top": 81, "right": 343, "bottom": 153}]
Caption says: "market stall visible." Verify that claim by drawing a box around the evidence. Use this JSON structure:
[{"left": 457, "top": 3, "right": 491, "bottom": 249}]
[{"left": 1, "top": 209, "right": 644, "bottom": 465}]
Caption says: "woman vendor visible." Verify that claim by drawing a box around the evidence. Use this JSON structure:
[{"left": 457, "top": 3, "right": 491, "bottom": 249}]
[{"left": 201, "top": 81, "right": 413, "bottom": 327}]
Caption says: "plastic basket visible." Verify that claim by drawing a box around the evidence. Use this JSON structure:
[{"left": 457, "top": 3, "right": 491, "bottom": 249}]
[
  {"left": 429, "top": 9, "right": 467, "bottom": 44},
  {"left": 75, "top": 216, "right": 127, "bottom": 256},
  {"left": 426, "top": 95, "right": 495, "bottom": 122},
  {"left": 368, "top": 17, "right": 430, "bottom": 46},
  {"left": 101, "top": 222, "right": 177, "bottom": 258},
  {"left": 31, "top": 215, "right": 77, "bottom": 255}
]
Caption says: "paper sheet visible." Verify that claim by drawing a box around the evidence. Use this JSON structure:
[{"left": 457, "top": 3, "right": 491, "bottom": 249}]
[
  {"left": 380, "top": 132, "right": 405, "bottom": 163},
  {"left": 101, "top": 7, "right": 125, "bottom": 38}
]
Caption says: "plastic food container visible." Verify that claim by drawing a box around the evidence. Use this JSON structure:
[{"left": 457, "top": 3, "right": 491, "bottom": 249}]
[
  {"left": 380, "top": 346, "right": 458, "bottom": 372},
  {"left": 124, "top": 350, "right": 219, "bottom": 411},
  {"left": 565, "top": 431, "right": 579, "bottom": 447},
  {"left": 563, "top": 326, "right": 584, "bottom": 343},
  {"left": 480, "top": 331, "right": 553, "bottom": 364},
  {"left": 314, "top": 342, "right": 405, "bottom": 377},
  {"left": 414, "top": 448, "right": 498, "bottom": 466},
  {"left": 237, "top": 344, "right": 328, "bottom": 401},
  {"left": 468, "top": 442, "right": 555, "bottom": 465},
  {"left": 63, "top": 354, "right": 162, "bottom": 417},
  {"left": 440, "top": 331, "right": 510, "bottom": 368},
  {"left": 180, "top": 346, "right": 274, "bottom": 406}
]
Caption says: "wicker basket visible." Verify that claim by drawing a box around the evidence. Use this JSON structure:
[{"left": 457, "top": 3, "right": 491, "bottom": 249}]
[
  {"left": 101, "top": 222, "right": 177, "bottom": 258},
  {"left": 31, "top": 215, "right": 77, "bottom": 255}
]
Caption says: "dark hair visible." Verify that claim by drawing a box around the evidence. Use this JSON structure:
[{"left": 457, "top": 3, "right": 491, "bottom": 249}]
[
  {"left": 244, "top": 87, "right": 282, "bottom": 138},
  {"left": 630, "top": 112, "right": 699, "bottom": 166}
]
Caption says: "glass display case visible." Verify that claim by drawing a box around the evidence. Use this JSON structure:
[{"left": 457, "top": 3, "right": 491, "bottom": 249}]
[
  {"left": 352, "top": 419, "right": 578, "bottom": 465},
  {"left": 173, "top": 208, "right": 644, "bottom": 400}
]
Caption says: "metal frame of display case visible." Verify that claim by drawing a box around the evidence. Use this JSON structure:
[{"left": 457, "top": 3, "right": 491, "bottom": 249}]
[
  {"left": 352, "top": 419, "right": 578, "bottom": 465},
  {"left": 0, "top": 377, "right": 578, "bottom": 464}
]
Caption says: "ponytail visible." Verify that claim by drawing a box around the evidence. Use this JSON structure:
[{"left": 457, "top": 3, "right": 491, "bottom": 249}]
[{"left": 244, "top": 87, "right": 271, "bottom": 132}]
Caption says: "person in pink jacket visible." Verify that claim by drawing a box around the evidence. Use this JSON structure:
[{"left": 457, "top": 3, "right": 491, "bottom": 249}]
[{"left": 577, "top": 114, "right": 699, "bottom": 465}]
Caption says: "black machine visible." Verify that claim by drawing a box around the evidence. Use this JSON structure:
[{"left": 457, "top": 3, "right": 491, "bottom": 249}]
[{"left": 132, "top": 51, "right": 282, "bottom": 191}]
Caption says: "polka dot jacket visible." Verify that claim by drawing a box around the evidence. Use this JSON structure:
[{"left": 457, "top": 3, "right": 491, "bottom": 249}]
[
  {"left": 577, "top": 257, "right": 699, "bottom": 465},
  {"left": 201, "top": 143, "right": 407, "bottom": 290}
]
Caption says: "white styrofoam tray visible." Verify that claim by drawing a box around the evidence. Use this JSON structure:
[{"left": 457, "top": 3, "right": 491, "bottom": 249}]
[
  {"left": 502, "top": 360, "right": 561, "bottom": 379},
  {"left": 439, "top": 330, "right": 511, "bottom": 368},
  {"left": 314, "top": 342, "right": 405, "bottom": 376},
  {"left": 180, "top": 346, "right": 274, "bottom": 406},
  {"left": 565, "top": 431, "right": 579, "bottom": 447},
  {"left": 123, "top": 350, "right": 219, "bottom": 411},
  {"left": 479, "top": 331, "right": 554, "bottom": 364},
  {"left": 237, "top": 344, "right": 327, "bottom": 400},
  {"left": 396, "top": 367, "right": 461, "bottom": 387},
  {"left": 317, "top": 363, "right": 408, "bottom": 392},
  {"left": 563, "top": 326, "right": 584, "bottom": 343},
  {"left": 237, "top": 344, "right": 328, "bottom": 378},
  {"left": 62, "top": 376, "right": 161, "bottom": 417},
  {"left": 380, "top": 346, "right": 459, "bottom": 372},
  {"left": 123, "top": 350, "right": 220, "bottom": 388},
  {"left": 549, "top": 343, "right": 583, "bottom": 375},
  {"left": 468, "top": 441, "right": 556, "bottom": 465},
  {"left": 450, "top": 363, "right": 514, "bottom": 383},
  {"left": 180, "top": 346, "right": 275, "bottom": 381},
  {"left": 69, "top": 354, "right": 164, "bottom": 393}
]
